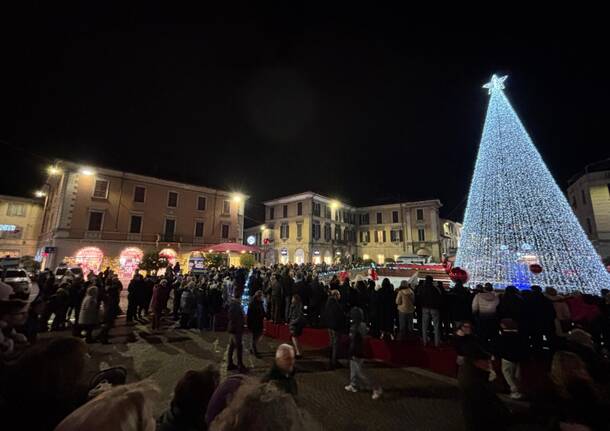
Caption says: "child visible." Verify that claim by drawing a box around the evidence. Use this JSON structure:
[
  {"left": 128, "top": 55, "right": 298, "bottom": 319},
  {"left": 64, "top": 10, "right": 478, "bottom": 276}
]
[
  {"left": 344, "top": 306, "right": 383, "bottom": 400},
  {"left": 493, "top": 318, "right": 528, "bottom": 399}
]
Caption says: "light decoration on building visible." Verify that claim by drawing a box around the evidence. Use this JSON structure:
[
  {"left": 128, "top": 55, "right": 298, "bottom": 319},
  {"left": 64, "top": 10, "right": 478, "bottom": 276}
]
[{"left": 455, "top": 74, "right": 610, "bottom": 293}]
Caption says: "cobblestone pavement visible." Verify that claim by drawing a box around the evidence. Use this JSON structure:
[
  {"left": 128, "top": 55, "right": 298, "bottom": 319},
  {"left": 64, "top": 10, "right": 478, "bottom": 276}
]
[{"left": 40, "top": 315, "right": 465, "bottom": 431}]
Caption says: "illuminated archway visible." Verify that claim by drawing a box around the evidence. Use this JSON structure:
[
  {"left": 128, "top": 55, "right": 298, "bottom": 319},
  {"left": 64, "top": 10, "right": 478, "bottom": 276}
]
[
  {"left": 119, "top": 247, "right": 144, "bottom": 281},
  {"left": 73, "top": 247, "right": 104, "bottom": 274},
  {"left": 294, "top": 248, "right": 305, "bottom": 265},
  {"left": 323, "top": 250, "right": 332, "bottom": 265},
  {"left": 159, "top": 248, "right": 178, "bottom": 266}
]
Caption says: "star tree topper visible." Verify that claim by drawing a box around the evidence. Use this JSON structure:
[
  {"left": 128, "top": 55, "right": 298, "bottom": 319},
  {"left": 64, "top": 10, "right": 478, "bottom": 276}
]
[{"left": 483, "top": 74, "right": 508, "bottom": 94}]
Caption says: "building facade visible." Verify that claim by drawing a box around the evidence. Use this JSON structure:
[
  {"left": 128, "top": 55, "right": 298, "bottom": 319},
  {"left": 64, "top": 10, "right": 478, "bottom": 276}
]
[
  {"left": 259, "top": 192, "right": 450, "bottom": 265},
  {"left": 0, "top": 195, "right": 43, "bottom": 258},
  {"left": 37, "top": 160, "right": 245, "bottom": 279},
  {"left": 567, "top": 159, "right": 610, "bottom": 259},
  {"left": 440, "top": 218, "right": 463, "bottom": 258},
  {"left": 261, "top": 192, "right": 358, "bottom": 265}
]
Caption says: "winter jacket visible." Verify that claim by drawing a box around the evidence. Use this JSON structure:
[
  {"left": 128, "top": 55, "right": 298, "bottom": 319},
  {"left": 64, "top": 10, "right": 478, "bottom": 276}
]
[
  {"left": 449, "top": 287, "right": 473, "bottom": 323},
  {"left": 396, "top": 288, "right": 415, "bottom": 314},
  {"left": 472, "top": 292, "right": 499, "bottom": 316},
  {"left": 418, "top": 283, "right": 443, "bottom": 310},
  {"left": 227, "top": 299, "right": 245, "bottom": 334},
  {"left": 496, "top": 293, "right": 523, "bottom": 322},
  {"left": 288, "top": 302, "right": 305, "bottom": 336},
  {"left": 348, "top": 307, "right": 367, "bottom": 358},
  {"left": 271, "top": 279, "right": 282, "bottom": 299},
  {"left": 247, "top": 299, "right": 265, "bottom": 335},
  {"left": 321, "top": 297, "right": 345, "bottom": 331},
  {"left": 78, "top": 293, "right": 99, "bottom": 325}
]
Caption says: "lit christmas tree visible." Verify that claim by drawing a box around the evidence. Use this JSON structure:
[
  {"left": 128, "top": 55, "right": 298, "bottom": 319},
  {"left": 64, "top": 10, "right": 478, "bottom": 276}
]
[{"left": 456, "top": 74, "right": 610, "bottom": 293}]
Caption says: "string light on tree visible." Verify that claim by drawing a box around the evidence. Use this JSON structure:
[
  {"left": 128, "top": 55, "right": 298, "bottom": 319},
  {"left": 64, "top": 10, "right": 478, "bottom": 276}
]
[{"left": 455, "top": 74, "right": 610, "bottom": 293}]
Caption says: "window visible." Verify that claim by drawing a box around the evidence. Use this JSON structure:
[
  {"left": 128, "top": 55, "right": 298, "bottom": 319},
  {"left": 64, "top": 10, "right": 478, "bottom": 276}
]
[
  {"left": 581, "top": 189, "right": 587, "bottom": 205},
  {"left": 418, "top": 228, "right": 425, "bottom": 242},
  {"left": 194, "top": 221, "right": 204, "bottom": 237},
  {"left": 392, "top": 211, "right": 399, "bottom": 223},
  {"left": 6, "top": 203, "right": 25, "bottom": 217},
  {"left": 129, "top": 215, "right": 142, "bottom": 234},
  {"left": 283, "top": 205, "right": 288, "bottom": 218},
  {"left": 376, "top": 212, "right": 382, "bottom": 224},
  {"left": 360, "top": 231, "right": 370, "bottom": 243},
  {"left": 221, "top": 224, "right": 229, "bottom": 239},
  {"left": 269, "top": 207, "right": 275, "bottom": 220},
  {"left": 313, "top": 202, "right": 321, "bottom": 217},
  {"left": 296, "top": 223, "right": 302, "bottom": 239},
  {"left": 164, "top": 218, "right": 176, "bottom": 235},
  {"left": 223, "top": 200, "right": 230, "bottom": 214},
  {"left": 335, "top": 210, "right": 340, "bottom": 222},
  {"left": 391, "top": 229, "right": 404, "bottom": 242},
  {"left": 297, "top": 202, "right": 303, "bottom": 216},
  {"left": 416, "top": 209, "right": 424, "bottom": 221},
  {"left": 197, "top": 196, "right": 207, "bottom": 211},
  {"left": 586, "top": 218, "right": 592, "bottom": 234},
  {"left": 335, "top": 226, "right": 342, "bottom": 240},
  {"left": 133, "top": 186, "right": 146, "bottom": 203},
  {"left": 280, "top": 223, "right": 290, "bottom": 239},
  {"left": 93, "top": 179, "right": 109, "bottom": 199},
  {"left": 312, "top": 222, "right": 321, "bottom": 240},
  {"left": 375, "top": 230, "right": 385, "bottom": 242},
  {"left": 324, "top": 205, "right": 331, "bottom": 219},
  {"left": 88, "top": 211, "right": 103, "bottom": 231},
  {"left": 324, "top": 223, "right": 331, "bottom": 241},
  {"left": 359, "top": 213, "right": 369, "bottom": 225},
  {"left": 168, "top": 192, "right": 178, "bottom": 208}
]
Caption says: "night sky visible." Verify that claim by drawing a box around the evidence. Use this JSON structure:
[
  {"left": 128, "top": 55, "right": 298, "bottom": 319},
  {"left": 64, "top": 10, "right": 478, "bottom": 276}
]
[{"left": 2, "top": 6, "right": 608, "bottom": 226}]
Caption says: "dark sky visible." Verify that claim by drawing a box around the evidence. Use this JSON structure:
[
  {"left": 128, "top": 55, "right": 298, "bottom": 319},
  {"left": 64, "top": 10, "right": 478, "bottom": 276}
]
[{"left": 1, "top": 6, "right": 608, "bottom": 227}]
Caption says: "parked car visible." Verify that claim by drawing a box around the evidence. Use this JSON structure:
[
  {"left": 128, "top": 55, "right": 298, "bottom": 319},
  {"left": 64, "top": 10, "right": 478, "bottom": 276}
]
[
  {"left": 1, "top": 268, "right": 32, "bottom": 298},
  {"left": 54, "top": 265, "right": 84, "bottom": 281}
]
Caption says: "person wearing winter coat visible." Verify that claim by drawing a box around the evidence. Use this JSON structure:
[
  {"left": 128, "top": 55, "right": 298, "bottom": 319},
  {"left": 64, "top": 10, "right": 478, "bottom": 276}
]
[
  {"left": 544, "top": 287, "right": 572, "bottom": 336},
  {"left": 344, "top": 307, "right": 383, "bottom": 400},
  {"left": 179, "top": 281, "right": 197, "bottom": 329},
  {"left": 524, "top": 285, "right": 556, "bottom": 351},
  {"left": 492, "top": 318, "right": 528, "bottom": 400},
  {"left": 270, "top": 274, "right": 283, "bottom": 323},
  {"left": 419, "top": 276, "right": 443, "bottom": 347},
  {"left": 151, "top": 279, "right": 169, "bottom": 331},
  {"left": 126, "top": 274, "right": 142, "bottom": 323},
  {"left": 448, "top": 281, "right": 473, "bottom": 327},
  {"left": 496, "top": 285, "right": 523, "bottom": 324},
  {"left": 321, "top": 289, "right": 345, "bottom": 369},
  {"left": 395, "top": 281, "right": 415, "bottom": 340},
  {"left": 308, "top": 276, "right": 326, "bottom": 327},
  {"left": 471, "top": 283, "right": 499, "bottom": 347},
  {"left": 78, "top": 285, "right": 99, "bottom": 343},
  {"left": 261, "top": 344, "right": 298, "bottom": 397},
  {"left": 288, "top": 294, "right": 305, "bottom": 358},
  {"left": 227, "top": 292, "right": 247, "bottom": 373},
  {"left": 247, "top": 290, "right": 265, "bottom": 358}
]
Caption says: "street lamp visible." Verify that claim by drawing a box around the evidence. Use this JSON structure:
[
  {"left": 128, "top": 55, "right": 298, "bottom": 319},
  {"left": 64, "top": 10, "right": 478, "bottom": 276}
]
[
  {"left": 80, "top": 167, "right": 95, "bottom": 176},
  {"left": 34, "top": 190, "right": 46, "bottom": 198},
  {"left": 232, "top": 193, "right": 243, "bottom": 203},
  {"left": 47, "top": 166, "right": 61, "bottom": 175}
]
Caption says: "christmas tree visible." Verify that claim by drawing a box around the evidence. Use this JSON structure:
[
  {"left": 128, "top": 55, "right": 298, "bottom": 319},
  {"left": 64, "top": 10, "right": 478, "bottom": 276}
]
[{"left": 456, "top": 74, "right": 610, "bottom": 293}]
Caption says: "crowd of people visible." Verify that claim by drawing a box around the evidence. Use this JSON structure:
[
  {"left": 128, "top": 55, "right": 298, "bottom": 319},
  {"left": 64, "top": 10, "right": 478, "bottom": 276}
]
[{"left": 1, "top": 260, "right": 610, "bottom": 430}]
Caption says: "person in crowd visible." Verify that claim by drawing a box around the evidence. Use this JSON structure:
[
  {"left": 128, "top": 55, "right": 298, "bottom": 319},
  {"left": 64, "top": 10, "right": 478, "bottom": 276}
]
[
  {"left": 288, "top": 294, "right": 305, "bottom": 358},
  {"left": 344, "top": 306, "right": 383, "bottom": 400},
  {"left": 395, "top": 280, "right": 415, "bottom": 340},
  {"left": 173, "top": 276, "right": 186, "bottom": 321},
  {"left": 524, "top": 285, "right": 556, "bottom": 351},
  {"left": 151, "top": 279, "right": 169, "bottom": 331},
  {"left": 453, "top": 321, "right": 481, "bottom": 367},
  {"left": 2, "top": 337, "right": 90, "bottom": 430},
  {"left": 261, "top": 343, "right": 298, "bottom": 397},
  {"left": 321, "top": 289, "right": 345, "bottom": 369},
  {"left": 437, "top": 281, "right": 453, "bottom": 340},
  {"left": 562, "top": 328, "right": 610, "bottom": 386},
  {"left": 227, "top": 290, "right": 248, "bottom": 373},
  {"left": 67, "top": 276, "right": 85, "bottom": 335},
  {"left": 54, "top": 380, "right": 160, "bottom": 431},
  {"left": 51, "top": 281, "right": 70, "bottom": 330},
  {"left": 531, "top": 350, "right": 609, "bottom": 431},
  {"left": 157, "top": 366, "right": 220, "bottom": 431},
  {"left": 496, "top": 285, "right": 523, "bottom": 324},
  {"left": 0, "top": 282, "right": 29, "bottom": 358},
  {"left": 282, "top": 269, "right": 294, "bottom": 324},
  {"left": 209, "top": 380, "right": 320, "bottom": 431},
  {"left": 419, "top": 275, "right": 443, "bottom": 347},
  {"left": 492, "top": 318, "right": 528, "bottom": 399},
  {"left": 140, "top": 275, "right": 155, "bottom": 320},
  {"left": 97, "top": 275, "right": 121, "bottom": 344},
  {"left": 78, "top": 285, "right": 99, "bottom": 343},
  {"left": 179, "top": 278, "right": 197, "bottom": 329},
  {"left": 247, "top": 290, "right": 265, "bottom": 358},
  {"left": 23, "top": 296, "right": 44, "bottom": 343},
  {"left": 448, "top": 280, "right": 472, "bottom": 329},
  {"left": 458, "top": 343, "right": 511, "bottom": 431},
  {"left": 544, "top": 287, "right": 572, "bottom": 337},
  {"left": 126, "top": 273, "right": 143, "bottom": 323},
  {"left": 194, "top": 279, "right": 210, "bottom": 331},
  {"left": 471, "top": 282, "right": 499, "bottom": 348},
  {"left": 271, "top": 273, "right": 283, "bottom": 323},
  {"left": 308, "top": 274, "right": 326, "bottom": 327}
]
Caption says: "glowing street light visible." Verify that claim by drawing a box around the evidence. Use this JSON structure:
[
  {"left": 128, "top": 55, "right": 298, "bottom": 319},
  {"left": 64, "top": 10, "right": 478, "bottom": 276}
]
[
  {"left": 232, "top": 193, "right": 244, "bottom": 203},
  {"left": 80, "top": 167, "right": 95, "bottom": 176},
  {"left": 260, "top": 225, "right": 266, "bottom": 231},
  {"left": 330, "top": 200, "right": 340, "bottom": 209},
  {"left": 34, "top": 190, "right": 46, "bottom": 198},
  {"left": 47, "top": 166, "right": 61, "bottom": 175}
]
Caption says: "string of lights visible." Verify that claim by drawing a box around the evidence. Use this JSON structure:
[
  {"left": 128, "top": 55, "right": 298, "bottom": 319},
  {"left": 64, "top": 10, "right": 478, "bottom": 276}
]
[{"left": 456, "top": 75, "right": 610, "bottom": 293}]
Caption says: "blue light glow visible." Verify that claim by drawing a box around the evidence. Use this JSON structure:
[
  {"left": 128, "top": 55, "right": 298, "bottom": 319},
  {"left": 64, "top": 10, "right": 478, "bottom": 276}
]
[{"left": 456, "top": 74, "right": 610, "bottom": 293}]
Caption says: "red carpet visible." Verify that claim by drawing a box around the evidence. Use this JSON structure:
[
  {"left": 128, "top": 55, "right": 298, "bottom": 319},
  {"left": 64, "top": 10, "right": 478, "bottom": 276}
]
[{"left": 263, "top": 321, "right": 458, "bottom": 377}]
